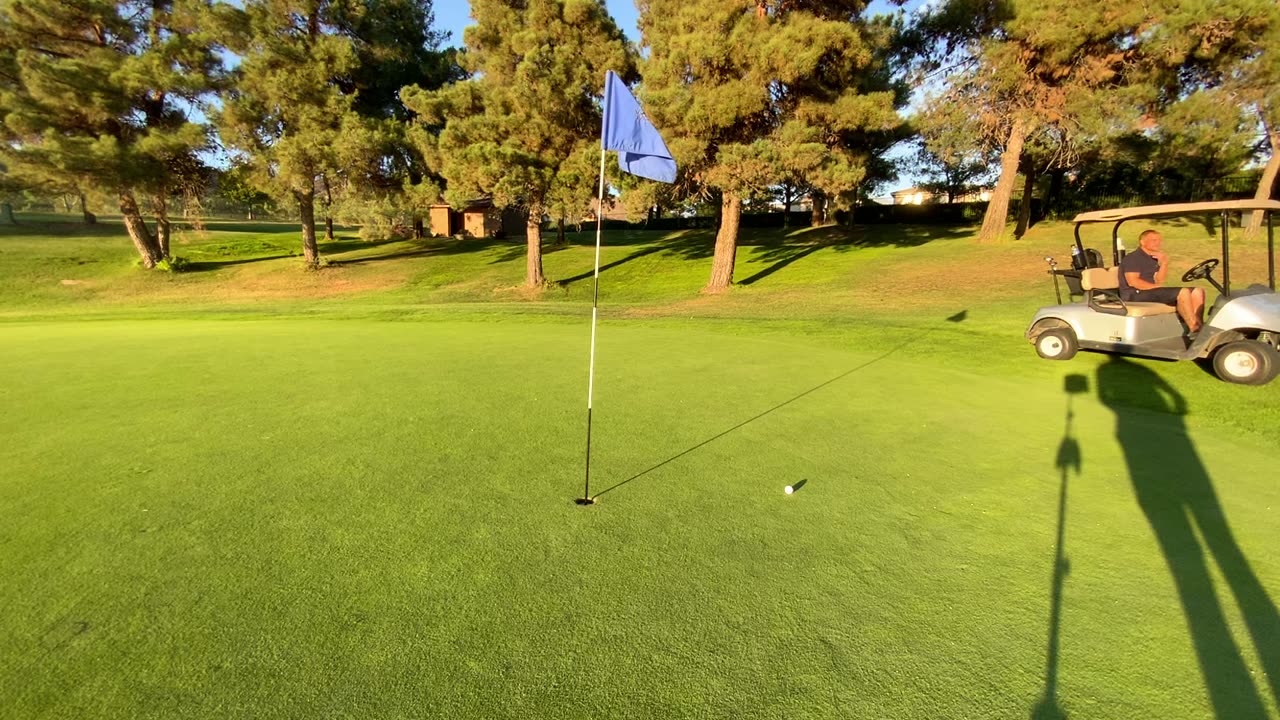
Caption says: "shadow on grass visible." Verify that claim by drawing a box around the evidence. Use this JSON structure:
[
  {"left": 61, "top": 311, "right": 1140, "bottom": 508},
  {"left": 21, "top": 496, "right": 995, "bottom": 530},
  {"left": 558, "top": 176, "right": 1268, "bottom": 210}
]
[
  {"left": 650, "top": 223, "right": 974, "bottom": 274},
  {"left": 489, "top": 240, "right": 574, "bottom": 265},
  {"left": 589, "top": 311, "right": 969, "bottom": 501},
  {"left": 738, "top": 244, "right": 825, "bottom": 285},
  {"left": 557, "top": 246, "right": 665, "bottom": 285},
  {"left": 0, "top": 218, "right": 126, "bottom": 239},
  {"left": 194, "top": 221, "right": 305, "bottom": 235},
  {"left": 1032, "top": 373, "right": 1088, "bottom": 720},
  {"left": 317, "top": 238, "right": 397, "bottom": 255},
  {"left": 328, "top": 237, "right": 499, "bottom": 266},
  {"left": 182, "top": 254, "right": 296, "bottom": 272},
  {"left": 1097, "top": 356, "right": 1280, "bottom": 719}
]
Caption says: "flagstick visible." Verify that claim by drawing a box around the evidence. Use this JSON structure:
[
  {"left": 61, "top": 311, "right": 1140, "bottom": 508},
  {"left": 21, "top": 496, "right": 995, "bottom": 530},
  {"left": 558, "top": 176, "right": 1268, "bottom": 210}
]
[{"left": 578, "top": 88, "right": 610, "bottom": 506}]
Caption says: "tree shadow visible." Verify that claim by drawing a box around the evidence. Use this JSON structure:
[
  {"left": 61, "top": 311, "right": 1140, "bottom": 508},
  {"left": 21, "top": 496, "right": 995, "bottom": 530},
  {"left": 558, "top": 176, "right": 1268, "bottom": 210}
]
[
  {"left": 841, "top": 223, "right": 974, "bottom": 248},
  {"left": 182, "top": 254, "right": 296, "bottom": 272},
  {"left": 487, "top": 239, "right": 575, "bottom": 266},
  {"left": 317, "top": 238, "right": 397, "bottom": 255},
  {"left": 0, "top": 218, "right": 127, "bottom": 239},
  {"left": 557, "top": 245, "right": 665, "bottom": 285},
  {"left": 589, "top": 311, "right": 968, "bottom": 500},
  {"left": 193, "top": 221, "right": 304, "bottom": 235},
  {"left": 328, "top": 237, "right": 502, "bottom": 266},
  {"left": 1096, "top": 356, "right": 1280, "bottom": 718},
  {"left": 738, "top": 244, "right": 825, "bottom": 285},
  {"left": 1032, "top": 373, "right": 1088, "bottom": 720}
]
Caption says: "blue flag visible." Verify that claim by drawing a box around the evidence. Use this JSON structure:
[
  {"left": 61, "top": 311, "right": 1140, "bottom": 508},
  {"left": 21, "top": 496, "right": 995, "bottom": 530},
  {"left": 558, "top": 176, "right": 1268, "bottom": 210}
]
[{"left": 602, "top": 71, "right": 677, "bottom": 184}]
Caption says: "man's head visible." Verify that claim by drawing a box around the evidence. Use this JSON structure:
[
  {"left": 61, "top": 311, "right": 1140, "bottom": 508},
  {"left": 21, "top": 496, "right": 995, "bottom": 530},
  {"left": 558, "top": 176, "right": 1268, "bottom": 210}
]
[{"left": 1139, "top": 229, "right": 1162, "bottom": 252}]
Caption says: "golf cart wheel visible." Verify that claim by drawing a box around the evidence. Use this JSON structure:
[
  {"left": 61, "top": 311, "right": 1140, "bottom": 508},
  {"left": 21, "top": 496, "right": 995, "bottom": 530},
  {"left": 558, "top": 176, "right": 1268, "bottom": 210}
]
[
  {"left": 1035, "top": 327, "right": 1078, "bottom": 360},
  {"left": 1212, "top": 340, "right": 1278, "bottom": 385}
]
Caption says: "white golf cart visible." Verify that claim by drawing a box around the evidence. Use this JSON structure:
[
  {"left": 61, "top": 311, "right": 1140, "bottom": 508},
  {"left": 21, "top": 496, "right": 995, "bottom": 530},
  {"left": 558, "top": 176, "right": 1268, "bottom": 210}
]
[{"left": 1026, "top": 200, "right": 1280, "bottom": 385}]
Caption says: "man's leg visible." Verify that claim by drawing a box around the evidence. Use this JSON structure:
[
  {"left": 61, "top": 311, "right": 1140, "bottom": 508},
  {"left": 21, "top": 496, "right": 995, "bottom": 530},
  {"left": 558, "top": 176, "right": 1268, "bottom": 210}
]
[
  {"left": 1176, "top": 288, "right": 1202, "bottom": 333},
  {"left": 1182, "top": 286, "right": 1203, "bottom": 330}
]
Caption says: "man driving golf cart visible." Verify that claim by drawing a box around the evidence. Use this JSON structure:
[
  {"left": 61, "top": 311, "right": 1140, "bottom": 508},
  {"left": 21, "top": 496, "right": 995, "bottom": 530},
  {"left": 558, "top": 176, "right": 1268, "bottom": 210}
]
[
  {"left": 1118, "top": 229, "right": 1206, "bottom": 336},
  {"left": 1026, "top": 200, "right": 1280, "bottom": 385}
]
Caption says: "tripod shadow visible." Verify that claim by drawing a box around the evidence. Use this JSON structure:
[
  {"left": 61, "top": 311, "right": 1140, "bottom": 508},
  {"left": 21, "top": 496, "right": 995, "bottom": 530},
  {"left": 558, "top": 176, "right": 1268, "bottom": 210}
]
[
  {"left": 591, "top": 311, "right": 968, "bottom": 499},
  {"left": 1032, "top": 374, "right": 1088, "bottom": 720},
  {"left": 1097, "top": 356, "right": 1280, "bottom": 719}
]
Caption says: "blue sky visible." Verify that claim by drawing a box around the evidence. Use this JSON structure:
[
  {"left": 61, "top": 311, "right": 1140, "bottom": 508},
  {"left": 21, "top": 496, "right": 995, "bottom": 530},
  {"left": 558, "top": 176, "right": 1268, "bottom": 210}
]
[{"left": 436, "top": 1, "right": 640, "bottom": 43}]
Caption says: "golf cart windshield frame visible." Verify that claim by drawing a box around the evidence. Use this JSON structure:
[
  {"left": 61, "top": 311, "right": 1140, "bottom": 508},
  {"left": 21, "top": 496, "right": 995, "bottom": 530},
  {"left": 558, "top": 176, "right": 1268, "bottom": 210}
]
[{"left": 1071, "top": 200, "right": 1280, "bottom": 296}]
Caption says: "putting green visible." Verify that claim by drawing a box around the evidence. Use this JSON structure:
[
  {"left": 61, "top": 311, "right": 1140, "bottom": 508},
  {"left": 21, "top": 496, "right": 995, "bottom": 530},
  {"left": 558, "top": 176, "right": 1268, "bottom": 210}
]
[{"left": 1, "top": 318, "right": 1276, "bottom": 719}]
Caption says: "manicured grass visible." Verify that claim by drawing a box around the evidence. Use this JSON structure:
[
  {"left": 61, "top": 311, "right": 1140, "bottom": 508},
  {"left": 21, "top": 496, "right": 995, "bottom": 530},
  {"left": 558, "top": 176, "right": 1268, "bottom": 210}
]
[{"left": 0, "top": 216, "right": 1277, "bottom": 718}]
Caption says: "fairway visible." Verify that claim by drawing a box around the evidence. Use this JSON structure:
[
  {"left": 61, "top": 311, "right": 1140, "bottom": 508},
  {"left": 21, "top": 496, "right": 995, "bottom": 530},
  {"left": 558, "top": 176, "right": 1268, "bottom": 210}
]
[{"left": 2, "top": 314, "right": 1277, "bottom": 719}]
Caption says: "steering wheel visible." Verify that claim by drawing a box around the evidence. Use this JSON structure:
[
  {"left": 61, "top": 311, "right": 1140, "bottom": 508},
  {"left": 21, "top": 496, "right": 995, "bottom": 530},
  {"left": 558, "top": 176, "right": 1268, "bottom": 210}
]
[{"left": 1182, "top": 258, "right": 1220, "bottom": 282}]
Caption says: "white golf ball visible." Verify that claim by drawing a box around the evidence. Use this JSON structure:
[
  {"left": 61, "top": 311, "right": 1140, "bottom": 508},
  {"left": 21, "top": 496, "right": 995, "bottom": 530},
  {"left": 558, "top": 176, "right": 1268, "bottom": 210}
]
[{"left": 784, "top": 485, "right": 793, "bottom": 494}]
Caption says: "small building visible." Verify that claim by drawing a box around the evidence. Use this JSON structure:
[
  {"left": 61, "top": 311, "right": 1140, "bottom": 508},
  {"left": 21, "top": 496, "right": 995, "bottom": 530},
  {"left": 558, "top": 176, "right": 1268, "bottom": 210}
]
[
  {"left": 891, "top": 187, "right": 993, "bottom": 205},
  {"left": 428, "top": 199, "right": 525, "bottom": 238}
]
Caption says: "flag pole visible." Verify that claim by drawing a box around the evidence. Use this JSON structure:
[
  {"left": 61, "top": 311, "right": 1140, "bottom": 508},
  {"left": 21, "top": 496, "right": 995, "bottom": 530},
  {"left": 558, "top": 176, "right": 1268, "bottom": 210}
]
[{"left": 577, "top": 74, "right": 610, "bottom": 506}]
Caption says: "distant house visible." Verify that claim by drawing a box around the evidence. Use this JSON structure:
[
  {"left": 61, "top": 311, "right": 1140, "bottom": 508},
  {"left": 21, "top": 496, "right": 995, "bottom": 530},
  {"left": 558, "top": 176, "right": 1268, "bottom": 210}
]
[
  {"left": 891, "top": 187, "right": 993, "bottom": 205},
  {"left": 584, "top": 197, "right": 629, "bottom": 223},
  {"left": 428, "top": 199, "right": 524, "bottom": 238}
]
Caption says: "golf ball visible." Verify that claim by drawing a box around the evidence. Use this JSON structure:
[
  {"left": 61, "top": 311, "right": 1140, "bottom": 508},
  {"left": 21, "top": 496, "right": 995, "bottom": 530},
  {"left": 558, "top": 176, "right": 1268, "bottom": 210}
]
[{"left": 785, "top": 485, "right": 793, "bottom": 494}]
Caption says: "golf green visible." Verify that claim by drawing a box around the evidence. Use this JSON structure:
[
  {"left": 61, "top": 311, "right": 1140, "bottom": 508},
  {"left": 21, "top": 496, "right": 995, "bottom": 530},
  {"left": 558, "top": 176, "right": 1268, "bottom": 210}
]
[{"left": 2, "top": 317, "right": 1276, "bottom": 718}]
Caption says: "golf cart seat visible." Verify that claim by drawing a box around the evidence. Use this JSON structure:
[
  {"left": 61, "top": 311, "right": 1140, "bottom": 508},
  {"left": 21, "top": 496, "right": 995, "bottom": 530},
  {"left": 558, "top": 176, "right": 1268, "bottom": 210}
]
[{"left": 1080, "top": 268, "right": 1178, "bottom": 317}]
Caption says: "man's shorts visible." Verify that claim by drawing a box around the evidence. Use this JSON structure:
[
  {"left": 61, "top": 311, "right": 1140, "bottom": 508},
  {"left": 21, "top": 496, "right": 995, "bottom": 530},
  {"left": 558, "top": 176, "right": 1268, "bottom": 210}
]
[{"left": 1122, "top": 286, "right": 1185, "bottom": 305}]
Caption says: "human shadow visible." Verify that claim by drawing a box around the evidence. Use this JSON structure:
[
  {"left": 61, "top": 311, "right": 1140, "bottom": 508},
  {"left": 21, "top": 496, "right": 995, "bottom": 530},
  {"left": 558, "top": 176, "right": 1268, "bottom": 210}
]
[
  {"left": 1096, "top": 356, "right": 1280, "bottom": 718},
  {"left": 590, "top": 311, "right": 968, "bottom": 500},
  {"left": 1032, "top": 373, "right": 1088, "bottom": 720}
]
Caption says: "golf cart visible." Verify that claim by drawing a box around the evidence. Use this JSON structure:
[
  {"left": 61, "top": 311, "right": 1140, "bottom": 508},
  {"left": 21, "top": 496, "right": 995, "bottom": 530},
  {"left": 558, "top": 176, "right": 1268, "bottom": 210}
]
[{"left": 1026, "top": 200, "right": 1280, "bottom": 385}]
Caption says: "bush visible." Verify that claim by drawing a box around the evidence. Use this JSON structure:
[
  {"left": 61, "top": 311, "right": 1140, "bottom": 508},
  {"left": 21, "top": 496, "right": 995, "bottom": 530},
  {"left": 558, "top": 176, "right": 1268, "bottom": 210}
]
[{"left": 154, "top": 256, "right": 191, "bottom": 272}]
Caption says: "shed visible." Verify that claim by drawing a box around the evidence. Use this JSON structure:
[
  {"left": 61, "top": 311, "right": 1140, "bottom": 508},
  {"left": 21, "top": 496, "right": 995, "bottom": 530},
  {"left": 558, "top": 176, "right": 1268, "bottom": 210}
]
[{"left": 428, "top": 199, "right": 524, "bottom": 238}]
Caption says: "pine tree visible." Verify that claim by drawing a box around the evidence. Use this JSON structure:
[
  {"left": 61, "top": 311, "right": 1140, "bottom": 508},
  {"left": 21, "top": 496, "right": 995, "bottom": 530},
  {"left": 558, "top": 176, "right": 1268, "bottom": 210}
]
[
  {"left": 215, "top": 0, "right": 377, "bottom": 268},
  {"left": 0, "top": 0, "right": 220, "bottom": 267},
  {"left": 913, "top": 0, "right": 1278, "bottom": 243},
  {"left": 639, "top": 0, "right": 903, "bottom": 292},
  {"left": 323, "top": 0, "right": 463, "bottom": 240},
  {"left": 403, "top": 0, "right": 632, "bottom": 287}
]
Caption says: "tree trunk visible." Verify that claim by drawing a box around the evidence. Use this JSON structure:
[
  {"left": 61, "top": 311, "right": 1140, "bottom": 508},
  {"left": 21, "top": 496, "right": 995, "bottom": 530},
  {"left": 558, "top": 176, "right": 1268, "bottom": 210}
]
[
  {"left": 1245, "top": 122, "right": 1279, "bottom": 238},
  {"left": 1046, "top": 169, "right": 1065, "bottom": 218},
  {"left": 978, "top": 117, "right": 1027, "bottom": 244},
  {"left": 811, "top": 190, "right": 826, "bottom": 226},
  {"left": 705, "top": 192, "right": 742, "bottom": 293},
  {"left": 2, "top": 202, "right": 15, "bottom": 225},
  {"left": 154, "top": 195, "right": 171, "bottom": 258},
  {"left": 79, "top": 191, "right": 95, "bottom": 224},
  {"left": 414, "top": 217, "right": 424, "bottom": 239},
  {"left": 783, "top": 185, "right": 793, "bottom": 228},
  {"left": 119, "top": 191, "right": 162, "bottom": 268},
  {"left": 297, "top": 189, "right": 320, "bottom": 268},
  {"left": 524, "top": 206, "right": 545, "bottom": 287},
  {"left": 557, "top": 215, "right": 566, "bottom": 245},
  {"left": 1015, "top": 169, "right": 1037, "bottom": 238}
]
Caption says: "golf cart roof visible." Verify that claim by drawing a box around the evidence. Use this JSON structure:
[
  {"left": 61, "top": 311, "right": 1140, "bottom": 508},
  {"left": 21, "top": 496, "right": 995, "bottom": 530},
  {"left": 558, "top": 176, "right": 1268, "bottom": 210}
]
[{"left": 1072, "top": 200, "right": 1280, "bottom": 224}]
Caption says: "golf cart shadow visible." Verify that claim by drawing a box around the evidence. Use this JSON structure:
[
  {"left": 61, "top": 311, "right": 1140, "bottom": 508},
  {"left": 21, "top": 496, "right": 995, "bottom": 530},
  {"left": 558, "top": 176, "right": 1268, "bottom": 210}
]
[{"left": 1096, "top": 356, "right": 1280, "bottom": 718}]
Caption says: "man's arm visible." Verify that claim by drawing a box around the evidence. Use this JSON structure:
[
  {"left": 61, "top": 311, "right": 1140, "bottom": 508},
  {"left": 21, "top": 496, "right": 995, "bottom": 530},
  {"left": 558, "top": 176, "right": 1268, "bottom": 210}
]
[
  {"left": 1124, "top": 272, "right": 1164, "bottom": 290},
  {"left": 1124, "top": 252, "right": 1169, "bottom": 290}
]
